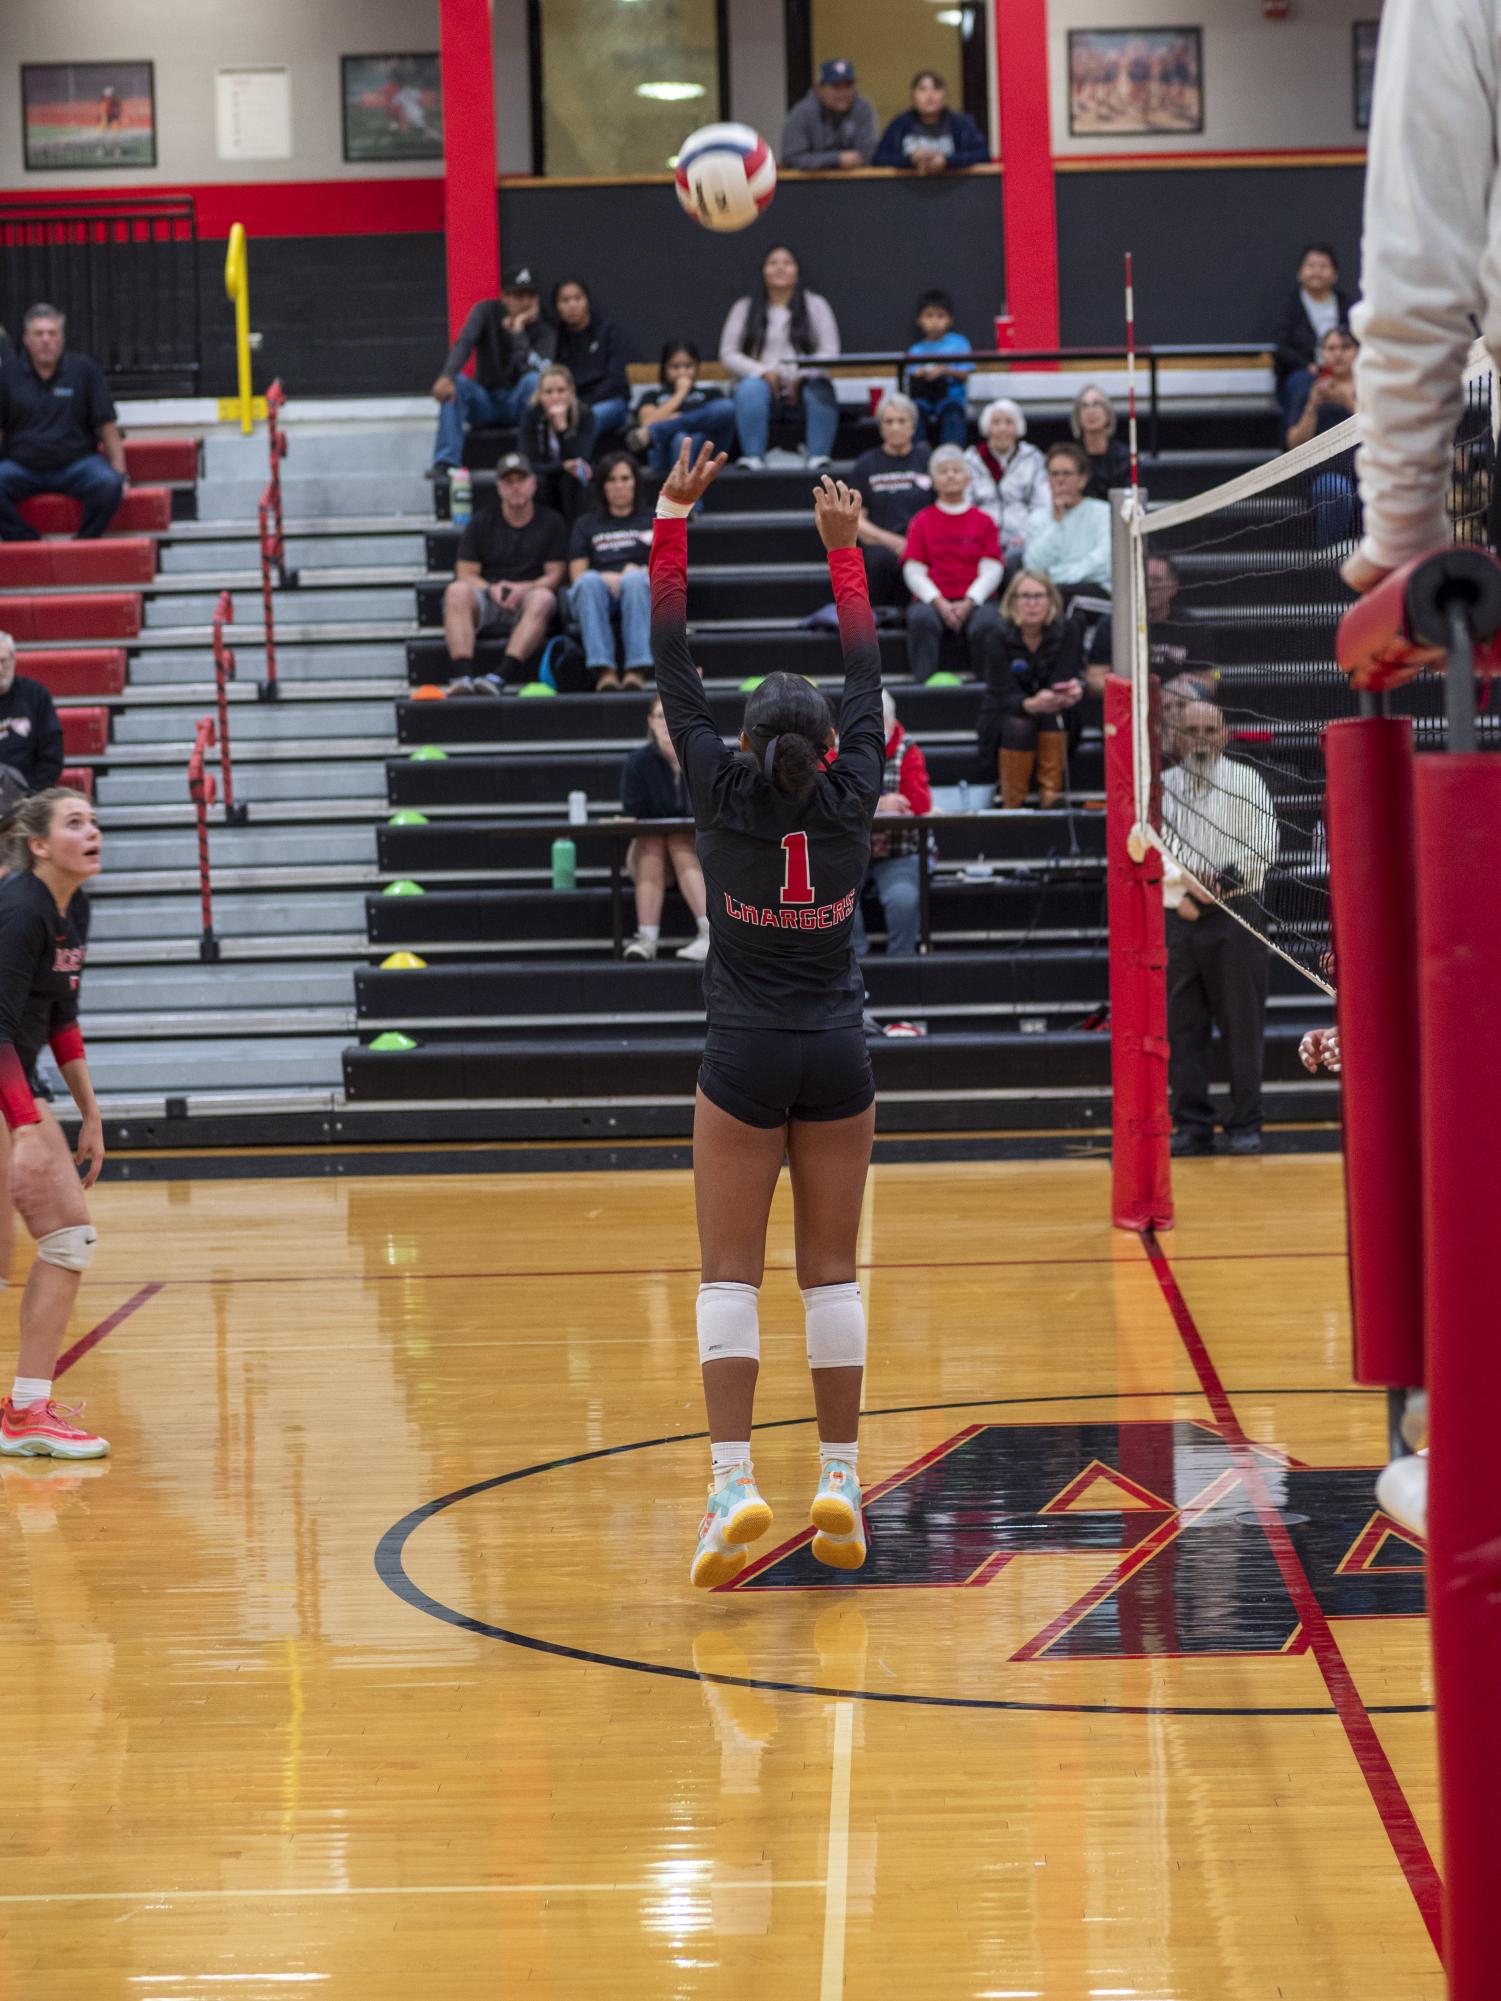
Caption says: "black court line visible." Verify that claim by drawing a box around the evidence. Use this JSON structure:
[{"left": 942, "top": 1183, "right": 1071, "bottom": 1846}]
[{"left": 374, "top": 1389, "right": 1432, "bottom": 1721}]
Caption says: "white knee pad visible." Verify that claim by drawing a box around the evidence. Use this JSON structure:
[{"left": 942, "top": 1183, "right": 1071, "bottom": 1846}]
[
  {"left": 697, "top": 1282, "right": 760, "bottom": 1365},
  {"left": 37, "top": 1224, "right": 97, "bottom": 1272},
  {"left": 804, "top": 1282, "right": 866, "bottom": 1369}
]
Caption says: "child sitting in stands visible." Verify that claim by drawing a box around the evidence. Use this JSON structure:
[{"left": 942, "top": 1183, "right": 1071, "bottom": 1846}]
[{"left": 906, "top": 290, "right": 972, "bottom": 450}]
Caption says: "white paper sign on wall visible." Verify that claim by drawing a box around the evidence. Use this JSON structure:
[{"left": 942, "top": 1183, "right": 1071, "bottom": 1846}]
[{"left": 215, "top": 67, "right": 293, "bottom": 162}]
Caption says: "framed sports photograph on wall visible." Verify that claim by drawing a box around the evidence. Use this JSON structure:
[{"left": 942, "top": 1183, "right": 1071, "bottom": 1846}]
[
  {"left": 341, "top": 54, "right": 443, "bottom": 162},
  {"left": 1353, "top": 22, "right": 1379, "bottom": 133},
  {"left": 1067, "top": 28, "right": 1203, "bottom": 138},
  {"left": 21, "top": 60, "right": 157, "bottom": 171}
]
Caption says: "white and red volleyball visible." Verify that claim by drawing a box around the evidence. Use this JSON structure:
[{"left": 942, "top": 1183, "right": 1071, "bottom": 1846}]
[{"left": 675, "top": 123, "right": 776, "bottom": 233}]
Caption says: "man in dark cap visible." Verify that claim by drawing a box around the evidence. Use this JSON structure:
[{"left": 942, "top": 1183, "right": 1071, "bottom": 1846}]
[
  {"left": 440, "top": 453, "right": 568, "bottom": 694},
  {"left": 780, "top": 60, "right": 878, "bottom": 171},
  {"left": 430, "top": 265, "right": 557, "bottom": 472}
]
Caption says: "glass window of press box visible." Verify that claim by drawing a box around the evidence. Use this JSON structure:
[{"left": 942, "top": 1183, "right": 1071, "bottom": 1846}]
[
  {"left": 533, "top": 0, "right": 726, "bottom": 176},
  {"left": 786, "top": 0, "right": 989, "bottom": 140}
]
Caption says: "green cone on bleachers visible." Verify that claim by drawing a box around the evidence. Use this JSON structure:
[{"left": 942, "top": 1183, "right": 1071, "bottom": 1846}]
[
  {"left": 518, "top": 682, "right": 556, "bottom": 698},
  {"left": 739, "top": 676, "right": 764, "bottom": 692},
  {"left": 926, "top": 672, "right": 965, "bottom": 687},
  {"left": 410, "top": 745, "right": 448, "bottom": 761},
  {"left": 369, "top": 1032, "right": 418, "bottom": 1051},
  {"left": 382, "top": 879, "right": 425, "bottom": 897},
  {"left": 388, "top": 810, "right": 429, "bottom": 826}
]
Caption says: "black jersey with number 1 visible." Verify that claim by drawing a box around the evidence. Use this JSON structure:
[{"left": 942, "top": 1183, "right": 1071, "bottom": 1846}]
[{"left": 650, "top": 514, "right": 885, "bottom": 1030}]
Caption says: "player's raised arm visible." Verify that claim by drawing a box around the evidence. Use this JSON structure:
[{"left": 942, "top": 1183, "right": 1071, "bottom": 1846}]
[
  {"left": 815, "top": 475, "right": 885, "bottom": 801},
  {"left": 651, "top": 440, "right": 730, "bottom": 787}
]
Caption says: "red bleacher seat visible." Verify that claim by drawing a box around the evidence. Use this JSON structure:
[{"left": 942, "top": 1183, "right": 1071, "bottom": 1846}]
[
  {"left": 59, "top": 767, "right": 95, "bottom": 798},
  {"left": 19, "top": 489, "right": 173, "bottom": 535},
  {"left": 59, "top": 708, "right": 109, "bottom": 757},
  {"left": 122, "top": 439, "right": 199, "bottom": 484},
  {"left": 13, "top": 648, "right": 127, "bottom": 698},
  {"left": 0, "top": 593, "right": 141, "bottom": 642},
  {"left": 0, "top": 537, "right": 156, "bottom": 589}
]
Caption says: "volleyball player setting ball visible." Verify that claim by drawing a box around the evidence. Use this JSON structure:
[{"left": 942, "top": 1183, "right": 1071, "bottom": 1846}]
[
  {"left": 0, "top": 789, "right": 108, "bottom": 1461},
  {"left": 651, "top": 441, "right": 884, "bottom": 1587}
]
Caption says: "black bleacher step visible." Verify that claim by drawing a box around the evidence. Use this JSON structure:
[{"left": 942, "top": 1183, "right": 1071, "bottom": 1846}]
[
  {"left": 375, "top": 810, "right": 1107, "bottom": 876},
  {"left": 416, "top": 571, "right": 839, "bottom": 628},
  {"left": 365, "top": 874, "right": 1108, "bottom": 948},
  {"left": 396, "top": 679, "right": 974, "bottom": 742},
  {"left": 406, "top": 628, "right": 914, "bottom": 685}
]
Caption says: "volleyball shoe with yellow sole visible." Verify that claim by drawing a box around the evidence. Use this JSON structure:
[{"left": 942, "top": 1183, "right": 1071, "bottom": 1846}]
[
  {"left": 690, "top": 1466, "right": 773, "bottom": 1589},
  {"left": 810, "top": 1460, "right": 867, "bottom": 1570}
]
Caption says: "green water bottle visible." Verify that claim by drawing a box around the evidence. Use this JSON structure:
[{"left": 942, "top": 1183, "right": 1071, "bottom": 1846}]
[{"left": 551, "top": 835, "right": 577, "bottom": 891}]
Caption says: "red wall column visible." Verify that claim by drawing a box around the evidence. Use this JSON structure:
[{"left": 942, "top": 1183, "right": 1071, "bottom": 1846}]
[
  {"left": 440, "top": 0, "right": 501, "bottom": 340},
  {"left": 993, "top": 0, "right": 1060, "bottom": 349}
]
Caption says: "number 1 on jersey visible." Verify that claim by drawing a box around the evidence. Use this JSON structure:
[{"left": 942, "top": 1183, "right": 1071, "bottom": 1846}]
[{"left": 781, "top": 830, "right": 815, "bottom": 907}]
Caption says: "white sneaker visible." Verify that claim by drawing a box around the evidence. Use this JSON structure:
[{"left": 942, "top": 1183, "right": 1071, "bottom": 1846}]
[
  {"left": 736, "top": 455, "right": 766, "bottom": 471},
  {"left": 1376, "top": 1449, "right": 1428, "bottom": 1540},
  {"left": 806, "top": 454, "right": 832, "bottom": 471},
  {"left": 676, "top": 931, "right": 710, "bottom": 962},
  {"left": 623, "top": 933, "right": 658, "bottom": 961}
]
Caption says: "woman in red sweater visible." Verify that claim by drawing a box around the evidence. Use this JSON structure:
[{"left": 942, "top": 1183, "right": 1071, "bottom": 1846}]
[{"left": 901, "top": 446, "right": 1004, "bottom": 683}]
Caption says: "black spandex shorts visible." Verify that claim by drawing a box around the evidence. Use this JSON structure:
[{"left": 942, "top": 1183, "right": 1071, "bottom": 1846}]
[{"left": 698, "top": 1022, "right": 874, "bottom": 1130}]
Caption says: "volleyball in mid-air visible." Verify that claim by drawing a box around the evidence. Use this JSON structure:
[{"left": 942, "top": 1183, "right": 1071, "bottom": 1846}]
[{"left": 675, "top": 123, "right": 776, "bottom": 232}]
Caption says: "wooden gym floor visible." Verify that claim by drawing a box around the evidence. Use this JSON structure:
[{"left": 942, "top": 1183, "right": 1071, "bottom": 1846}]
[{"left": 0, "top": 1154, "right": 1441, "bottom": 1999}]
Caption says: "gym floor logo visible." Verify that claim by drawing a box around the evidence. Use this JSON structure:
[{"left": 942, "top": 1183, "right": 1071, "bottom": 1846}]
[{"left": 726, "top": 1419, "right": 1425, "bottom": 1658}]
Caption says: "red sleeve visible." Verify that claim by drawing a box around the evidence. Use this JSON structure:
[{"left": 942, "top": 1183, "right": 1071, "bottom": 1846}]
[
  {"left": 900, "top": 741, "right": 932, "bottom": 816},
  {"left": 49, "top": 1024, "right": 85, "bottom": 1069},
  {"left": 0, "top": 1047, "right": 40, "bottom": 1131}
]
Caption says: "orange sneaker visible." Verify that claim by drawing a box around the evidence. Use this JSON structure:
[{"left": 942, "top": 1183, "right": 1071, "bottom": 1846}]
[{"left": 0, "top": 1397, "right": 110, "bottom": 1460}]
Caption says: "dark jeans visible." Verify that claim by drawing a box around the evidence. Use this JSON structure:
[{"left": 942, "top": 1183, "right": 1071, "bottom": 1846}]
[
  {"left": 906, "top": 597, "right": 1002, "bottom": 682},
  {"left": 1167, "top": 898, "right": 1269, "bottom": 1137},
  {"left": 0, "top": 454, "right": 124, "bottom": 540},
  {"left": 862, "top": 543, "right": 908, "bottom": 608},
  {"left": 912, "top": 389, "right": 968, "bottom": 449}
]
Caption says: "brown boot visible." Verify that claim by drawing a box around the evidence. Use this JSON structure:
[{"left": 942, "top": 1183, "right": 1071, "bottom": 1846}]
[
  {"left": 998, "top": 748, "right": 1035, "bottom": 809},
  {"left": 1035, "top": 732, "right": 1068, "bottom": 808}
]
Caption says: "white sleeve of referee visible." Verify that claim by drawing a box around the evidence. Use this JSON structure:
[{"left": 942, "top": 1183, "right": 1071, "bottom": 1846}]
[
  {"left": 1350, "top": 0, "right": 1499, "bottom": 570},
  {"left": 903, "top": 559, "right": 940, "bottom": 605}
]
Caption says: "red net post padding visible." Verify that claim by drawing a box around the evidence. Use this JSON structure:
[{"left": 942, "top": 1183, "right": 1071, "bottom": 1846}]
[
  {"left": 1322, "top": 718, "right": 1424, "bottom": 1387},
  {"left": 1105, "top": 673, "right": 1173, "bottom": 1230},
  {"left": 1337, "top": 545, "right": 1501, "bottom": 690},
  {"left": 186, "top": 717, "right": 220, "bottom": 963},
  {"left": 210, "top": 590, "right": 247, "bottom": 824},
  {"left": 1414, "top": 753, "right": 1501, "bottom": 2001}
]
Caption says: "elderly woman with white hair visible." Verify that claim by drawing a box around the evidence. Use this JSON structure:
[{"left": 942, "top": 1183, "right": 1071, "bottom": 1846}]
[
  {"left": 1071, "top": 384, "right": 1132, "bottom": 501},
  {"left": 850, "top": 392, "right": 932, "bottom": 607},
  {"left": 963, "top": 400, "right": 1048, "bottom": 563},
  {"left": 901, "top": 443, "right": 1004, "bottom": 683}
]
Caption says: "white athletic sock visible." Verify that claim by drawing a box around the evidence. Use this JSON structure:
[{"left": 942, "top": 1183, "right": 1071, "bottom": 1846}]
[
  {"left": 819, "top": 1439, "right": 859, "bottom": 1470},
  {"left": 639, "top": 922, "right": 660, "bottom": 942},
  {"left": 695, "top": 915, "right": 710, "bottom": 936},
  {"left": 711, "top": 1441, "right": 752, "bottom": 1488},
  {"left": 10, "top": 1376, "right": 52, "bottom": 1411}
]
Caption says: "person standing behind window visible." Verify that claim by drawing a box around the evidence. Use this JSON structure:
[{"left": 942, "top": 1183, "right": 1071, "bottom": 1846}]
[
  {"left": 781, "top": 59, "right": 877, "bottom": 171},
  {"left": 873, "top": 71, "right": 988, "bottom": 175},
  {"left": 718, "top": 245, "right": 841, "bottom": 470}
]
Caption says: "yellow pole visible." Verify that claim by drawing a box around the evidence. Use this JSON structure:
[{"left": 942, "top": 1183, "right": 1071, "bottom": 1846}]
[{"left": 225, "top": 223, "right": 253, "bottom": 435}]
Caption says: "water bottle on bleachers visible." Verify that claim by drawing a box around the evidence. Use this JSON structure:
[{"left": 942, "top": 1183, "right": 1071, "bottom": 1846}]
[{"left": 450, "top": 466, "right": 473, "bottom": 529}]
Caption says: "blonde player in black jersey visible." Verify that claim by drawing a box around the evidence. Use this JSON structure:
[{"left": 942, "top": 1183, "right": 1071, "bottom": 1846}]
[{"left": 651, "top": 441, "right": 886, "bottom": 1587}]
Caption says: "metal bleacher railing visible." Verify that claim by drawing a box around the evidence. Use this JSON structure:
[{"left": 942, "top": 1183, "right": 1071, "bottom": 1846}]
[{"left": 0, "top": 194, "right": 201, "bottom": 394}]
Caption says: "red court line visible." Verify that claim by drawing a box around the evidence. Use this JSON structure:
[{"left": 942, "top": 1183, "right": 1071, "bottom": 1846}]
[
  {"left": 1140, "top": 1229, "right": 1443, "bottom": 1956},
  {"left": 55, "top": 1281, "right": 164, "bottom": 1378}
]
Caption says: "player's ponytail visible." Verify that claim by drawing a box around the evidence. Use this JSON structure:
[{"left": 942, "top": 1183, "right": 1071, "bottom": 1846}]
[{"left": 743, "top": 672, "right": 834, "bottom": 799}]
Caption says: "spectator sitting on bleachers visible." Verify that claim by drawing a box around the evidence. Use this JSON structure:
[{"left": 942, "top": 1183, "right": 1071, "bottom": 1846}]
[
  {"left": 0, "top": 631, "right": 64, "bottom": 804},
  {"left": 978, "top": 572, "right": 1085, "bottom": 809},
  {"left": 620, "top": 696, "right": 710, "bottom": 961},
  {"left": 1023, "top": 443, "right": 1113, "bottom": 599},
  {"left": 1284, "top": 326, "right": 1359, "bottom": 446},
  {"left": 442, "top": 453, "right": 567, "bottom": 696},
  {"left": 907, "top": 289, "right": 973, "bottom": 449},
  {"left": 780, "top": 58, "right": 877, "bottom": 171},
  {"left": 430, "top": 264, "right": 556, "bottom": 473},
  {"left": 1071, "top": 386, "right": 1132, "bottom": 501},
  {"left": 626, "top": 342, "right": 736, "bottom": 472},
  {"left": 963, "top": 399, "right": 1048, "bottom": 565},
  {"left": 902, "top": 444, "right": 1004, "bottom": 684},
  {"left": 1272, "top": 243, "right": 1352, "bottom": 432},
  {"left": 718, "top": 244, "right": 841, "bottom": 469},
  {"left": 1160, "top": 672, "right": 1217, "bottom": 767},
  {"left": 520, "top": 364, "right": 597, "bottom": 523},
  {"left": 850, "top": 394, "right": 932, "bottom": 607},
  {"left": 568, "top": 453, "right": 654, "bottom": 692},
  {"left": 551, "top": 279, "right": 632, "bottom": 440},
  {"left": 853, "top": 689, "right": 931, "bottom": 958},
  {"left": 873, "top": 71, "right": 988, "bottom": 174},
  {"left": 0, "top": 305, "right": 125, "bottom": 542}
]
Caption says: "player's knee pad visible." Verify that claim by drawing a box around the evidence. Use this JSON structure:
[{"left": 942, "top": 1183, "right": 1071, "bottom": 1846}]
[
  {"left": 697, "top": 1281, "right": 760, "bottom": 1366},
  {"left": 803, "top": 1282, "right": 866, "bottom": 1369},
  {"left": 37, "top": 1224, "right": 97, "bottom": 1272}
]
